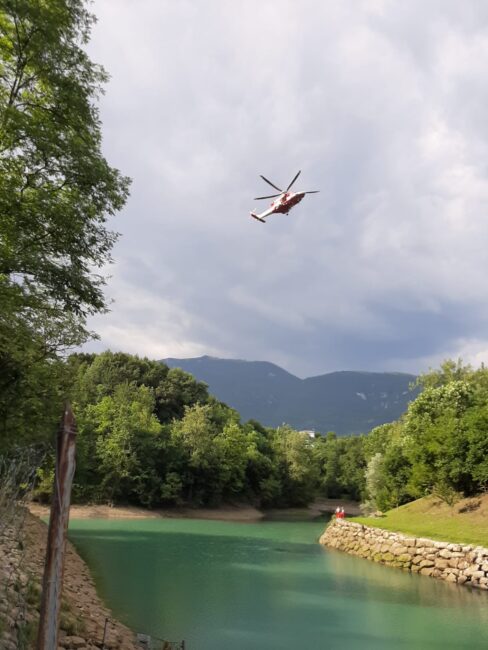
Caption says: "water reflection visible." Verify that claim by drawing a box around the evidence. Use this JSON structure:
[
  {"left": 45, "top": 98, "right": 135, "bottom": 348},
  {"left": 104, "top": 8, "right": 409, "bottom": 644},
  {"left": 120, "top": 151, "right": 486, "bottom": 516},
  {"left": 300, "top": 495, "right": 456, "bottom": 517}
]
[{"left": 325, "top": 546, "right": 488, "bottom": 615}]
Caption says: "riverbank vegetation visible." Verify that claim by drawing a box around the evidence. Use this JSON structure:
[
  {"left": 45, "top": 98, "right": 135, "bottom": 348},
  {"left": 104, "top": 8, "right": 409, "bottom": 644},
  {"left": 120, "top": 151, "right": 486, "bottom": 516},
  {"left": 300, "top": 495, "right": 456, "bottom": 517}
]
[
  {"left": 54, "top": 356, "right": 488, "bottom": 513},
  {"left": 360, "top": 360, "right": 488, "bottom": 513},
  {"left": 5, "top": 348, "right": 488, "bottom": 515},
  {"left": 34, "top": 351, "right": 339, "bottom": 509}
]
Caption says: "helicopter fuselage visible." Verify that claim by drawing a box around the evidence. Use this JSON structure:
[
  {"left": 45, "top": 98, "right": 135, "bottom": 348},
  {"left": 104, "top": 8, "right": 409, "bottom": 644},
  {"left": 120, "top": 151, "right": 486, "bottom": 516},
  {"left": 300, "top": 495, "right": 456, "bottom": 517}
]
[
  {"left": 271, "top": 191, "right": 305, "bottom": 213},
  {"left": 250, "top": 191, "right": 305, "bottom": 221}
]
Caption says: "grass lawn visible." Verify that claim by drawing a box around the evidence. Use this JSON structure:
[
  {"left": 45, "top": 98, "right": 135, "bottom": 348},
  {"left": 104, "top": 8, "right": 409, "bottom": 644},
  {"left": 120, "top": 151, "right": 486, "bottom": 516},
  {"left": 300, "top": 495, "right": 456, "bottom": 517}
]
[{"left": 351, "top": 494, "right": 488, "bottom": 547}]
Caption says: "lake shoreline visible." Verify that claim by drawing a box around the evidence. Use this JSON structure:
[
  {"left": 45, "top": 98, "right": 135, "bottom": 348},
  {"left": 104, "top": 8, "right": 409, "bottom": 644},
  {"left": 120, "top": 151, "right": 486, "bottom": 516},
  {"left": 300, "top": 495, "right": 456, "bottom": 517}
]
[
  {"left": 0, "top": 510, "right": 140, "bottom": 649},
  {"left": 28, "top": 497, "right": 361, "bottom": 522},
  {"left": 321, "top": 518, "right": 488, "bottom": 592}
]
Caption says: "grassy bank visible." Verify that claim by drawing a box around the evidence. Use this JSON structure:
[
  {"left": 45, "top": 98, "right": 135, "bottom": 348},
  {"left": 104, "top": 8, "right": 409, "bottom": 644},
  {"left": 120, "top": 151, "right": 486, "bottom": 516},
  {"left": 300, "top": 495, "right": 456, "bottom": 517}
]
[{"left": 351, "top": 494, "right": 488, "bottom": 547}]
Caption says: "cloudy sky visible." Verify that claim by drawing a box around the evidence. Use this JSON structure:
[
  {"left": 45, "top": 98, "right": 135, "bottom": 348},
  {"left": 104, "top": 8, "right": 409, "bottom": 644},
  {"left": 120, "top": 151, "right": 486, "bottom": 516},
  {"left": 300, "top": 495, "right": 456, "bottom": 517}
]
[{"left": 85, "top": 0, "right": 488, "bottom": 377}]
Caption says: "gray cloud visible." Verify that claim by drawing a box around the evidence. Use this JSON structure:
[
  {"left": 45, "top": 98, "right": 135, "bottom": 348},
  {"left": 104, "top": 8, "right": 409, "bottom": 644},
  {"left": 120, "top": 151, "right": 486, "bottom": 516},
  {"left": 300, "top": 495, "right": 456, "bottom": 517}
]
[{"left": 85, "top": 0, "right": 488, "bottom": 376}]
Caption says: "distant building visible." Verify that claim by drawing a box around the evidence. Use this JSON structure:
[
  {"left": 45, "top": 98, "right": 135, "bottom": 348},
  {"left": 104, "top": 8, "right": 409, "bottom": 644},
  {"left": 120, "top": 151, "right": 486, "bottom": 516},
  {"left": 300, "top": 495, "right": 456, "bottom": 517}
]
[{"left": 299, "top": 430, "right": 316, "bottom": 439}]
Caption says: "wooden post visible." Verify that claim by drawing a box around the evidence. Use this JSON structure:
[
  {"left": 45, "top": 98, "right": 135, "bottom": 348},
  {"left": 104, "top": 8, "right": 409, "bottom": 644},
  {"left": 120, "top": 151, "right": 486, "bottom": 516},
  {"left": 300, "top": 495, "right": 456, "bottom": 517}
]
[
  {"left": 36, "top": 403, "right": 77, "bottom": 650},
  {"left": 101, "top": 617, "right": 110, "bottom": 649}
]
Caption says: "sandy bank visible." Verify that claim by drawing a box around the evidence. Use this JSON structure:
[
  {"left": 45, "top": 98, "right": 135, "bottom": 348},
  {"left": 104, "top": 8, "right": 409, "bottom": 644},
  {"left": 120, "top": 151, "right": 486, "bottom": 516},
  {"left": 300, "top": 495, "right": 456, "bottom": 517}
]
[
  {"left": 29, "top": 502, "right": 265, "bottom": 521},
  {"left": 29, "top": 498, "right": 360, "bottom": 522}
]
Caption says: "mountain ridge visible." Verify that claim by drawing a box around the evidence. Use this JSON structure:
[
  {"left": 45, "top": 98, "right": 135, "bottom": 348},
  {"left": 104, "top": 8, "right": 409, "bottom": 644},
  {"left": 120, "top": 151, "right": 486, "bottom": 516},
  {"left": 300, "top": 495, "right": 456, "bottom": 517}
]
[{"left": 163, "top": 356, "right": 418, "bottom": 435}]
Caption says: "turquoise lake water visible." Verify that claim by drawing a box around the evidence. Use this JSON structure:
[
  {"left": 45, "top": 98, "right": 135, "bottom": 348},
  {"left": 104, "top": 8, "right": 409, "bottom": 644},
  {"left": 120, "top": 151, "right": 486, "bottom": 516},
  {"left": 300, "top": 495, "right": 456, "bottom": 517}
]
[{"left": 68, "top": 518, "right": 488, "bottom": 649}]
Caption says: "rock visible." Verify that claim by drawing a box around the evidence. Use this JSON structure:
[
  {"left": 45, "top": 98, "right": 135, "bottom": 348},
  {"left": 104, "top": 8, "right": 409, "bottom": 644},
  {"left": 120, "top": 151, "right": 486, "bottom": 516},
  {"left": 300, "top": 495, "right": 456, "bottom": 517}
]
[
  {"left": 434, "top": 541, "right": 448, "bottom": 549},
  {"left": 64, "top": 636, "right": 87, "bottom": 649},
  {"left": 471, "top": 571, "right": 486, "bottom": 580},
  {"left": 391, "top": 544, "right": 409, "bottom": 556},
  {"left": 463, "top": 566, "right": 482, "bottom": 577},
  {"left": 445, "top": 567, "right": 459, "bottom": 576},
  {"left": 434, "top": 559, "right": 449, "bottom": 569},
  {"left": 420, "top": 567, "right": 434, "bottom": 576}
]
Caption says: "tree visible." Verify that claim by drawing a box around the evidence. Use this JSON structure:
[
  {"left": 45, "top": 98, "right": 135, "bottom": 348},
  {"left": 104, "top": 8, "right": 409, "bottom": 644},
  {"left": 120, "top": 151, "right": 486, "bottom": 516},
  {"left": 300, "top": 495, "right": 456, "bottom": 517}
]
[
  {"left": 155, "top": 367, "right": 209, "bottom": 423},
  {"left": 72, "top": 352, "right": 210, "bottom": 424},
  {"left": 364, "top": 453, "right": 384, "bottom": 512},
  {"left": 78, "top": 383, "right": 163, "bottom": 504},
  {"left": 318, "top": 432, "right": 342, "bottom": 498},
  {"left": 464, "top": 405, "right": 488, "bottom": 491},
  {"left": 336, "top": 435, "right": 366, "bottom": 501},
  {"left": 271, "top": 426, "right": 319, "bottom": 506},
  {"left": 415, "top": 359, "right": 473, "bottom": 390},
  {"left": 170, "top": 403, "right": 220, "bottom": 505},
  {"left": 0, "top": 0, "right": 130, "bottom": 447},
  {"left": 0, "top": 0, "right": 130, "bottom": 322}
]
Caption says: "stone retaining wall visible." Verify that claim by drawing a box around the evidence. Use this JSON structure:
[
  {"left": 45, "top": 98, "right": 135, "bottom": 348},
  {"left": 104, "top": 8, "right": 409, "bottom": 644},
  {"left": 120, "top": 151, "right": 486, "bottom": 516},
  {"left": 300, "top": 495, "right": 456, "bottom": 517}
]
[
  {"left": 0, "top": 511, "right": 139, "bottom": 650},
  {"left": 320, "top": 519, "right": 488, "bottom": 590}
]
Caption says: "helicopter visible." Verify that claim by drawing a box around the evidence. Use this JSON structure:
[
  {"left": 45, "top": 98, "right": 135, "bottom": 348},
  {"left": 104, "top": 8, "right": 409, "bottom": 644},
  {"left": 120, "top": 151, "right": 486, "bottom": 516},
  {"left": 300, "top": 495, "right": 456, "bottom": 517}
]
[{"left": 250, "top": 170, "right": 319, "bottom": 223}]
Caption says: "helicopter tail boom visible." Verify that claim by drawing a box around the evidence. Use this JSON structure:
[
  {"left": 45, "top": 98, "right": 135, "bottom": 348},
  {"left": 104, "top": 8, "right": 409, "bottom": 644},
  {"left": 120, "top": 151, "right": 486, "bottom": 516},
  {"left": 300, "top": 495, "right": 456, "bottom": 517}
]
[{"left": 250, "top": 211, "right": 266, "bottom": 223}]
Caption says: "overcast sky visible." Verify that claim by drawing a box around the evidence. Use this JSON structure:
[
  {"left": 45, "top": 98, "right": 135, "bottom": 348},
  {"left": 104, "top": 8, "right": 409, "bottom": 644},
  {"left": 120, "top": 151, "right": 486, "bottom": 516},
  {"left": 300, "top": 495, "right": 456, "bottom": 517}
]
[{"left": 84, "top": 0, "right": 488, "bottom": 378}]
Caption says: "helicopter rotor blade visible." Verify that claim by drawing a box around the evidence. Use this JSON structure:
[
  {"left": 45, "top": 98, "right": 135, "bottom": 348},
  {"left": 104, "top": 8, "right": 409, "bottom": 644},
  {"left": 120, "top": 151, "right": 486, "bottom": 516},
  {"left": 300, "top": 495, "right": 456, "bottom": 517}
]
[
  {"left": 286, "top": 170, "right": 301, "bottom": 191},
  {"left": 254, "top": 193, "right": 282, "bottom": 200},
  {"left": 260, "top": 175, "right": 283, "bottom": 192},
  {"left": 303, "top": 190, "right": 320, "bottom": 194}
]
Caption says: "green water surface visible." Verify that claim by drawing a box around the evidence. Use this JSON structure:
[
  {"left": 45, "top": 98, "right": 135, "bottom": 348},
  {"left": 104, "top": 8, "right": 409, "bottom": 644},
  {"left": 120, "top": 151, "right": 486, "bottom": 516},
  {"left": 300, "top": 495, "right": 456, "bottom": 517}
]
[{"left": 68, "top": 518, "right": 488, "bottom": 650}]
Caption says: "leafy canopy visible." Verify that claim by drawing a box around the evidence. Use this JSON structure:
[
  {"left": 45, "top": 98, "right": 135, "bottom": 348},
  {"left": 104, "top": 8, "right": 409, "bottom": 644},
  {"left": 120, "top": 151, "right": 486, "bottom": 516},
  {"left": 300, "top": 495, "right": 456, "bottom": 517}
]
[
  {"left": 0, "top": 0, "right": 130, "bottom": 446},
  {"left": 0, "top": 0, "right": 130, "bottom": 321}
]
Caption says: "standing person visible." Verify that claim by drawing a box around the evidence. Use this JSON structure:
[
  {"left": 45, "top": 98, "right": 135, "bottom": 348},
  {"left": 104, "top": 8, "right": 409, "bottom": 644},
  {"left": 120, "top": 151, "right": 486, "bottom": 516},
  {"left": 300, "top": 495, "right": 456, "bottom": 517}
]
[
  {"left": 335, "top": 507, "right": 341, "bottom": 519},
  {"left": 340, "top": 507, "right": 345, "bottom": 518}
]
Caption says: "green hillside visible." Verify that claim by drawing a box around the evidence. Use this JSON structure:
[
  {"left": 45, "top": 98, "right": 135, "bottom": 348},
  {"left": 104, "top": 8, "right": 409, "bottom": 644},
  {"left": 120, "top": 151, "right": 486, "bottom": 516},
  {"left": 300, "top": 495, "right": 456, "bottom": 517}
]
[{"left": 353, "top": 495, "right": 488, "bottom": 547}]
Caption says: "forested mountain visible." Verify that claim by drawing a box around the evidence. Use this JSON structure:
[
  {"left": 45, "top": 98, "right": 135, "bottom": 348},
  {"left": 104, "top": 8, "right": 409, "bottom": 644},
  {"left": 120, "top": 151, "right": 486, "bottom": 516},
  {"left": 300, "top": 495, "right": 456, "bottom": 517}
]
[{"left": 164, "top": 356, "right": 418, "bottom": 435}]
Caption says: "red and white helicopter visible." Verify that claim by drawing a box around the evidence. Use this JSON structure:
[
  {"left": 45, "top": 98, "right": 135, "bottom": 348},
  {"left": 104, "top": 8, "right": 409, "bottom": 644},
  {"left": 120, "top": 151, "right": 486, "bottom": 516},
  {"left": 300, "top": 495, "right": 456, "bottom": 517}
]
[{"left": 250, "top": 170, "right": 319, "bottom": 223}]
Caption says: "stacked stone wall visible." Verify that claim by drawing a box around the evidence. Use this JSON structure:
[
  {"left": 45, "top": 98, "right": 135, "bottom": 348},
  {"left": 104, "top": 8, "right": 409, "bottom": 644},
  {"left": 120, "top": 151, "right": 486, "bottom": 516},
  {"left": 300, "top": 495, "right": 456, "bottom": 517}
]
[
  {"left": 0, "top": 512, "right": 139, "bottom": 650},
  {"left": 320, "top": 519, "right": 488, "bottom": 590}
]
